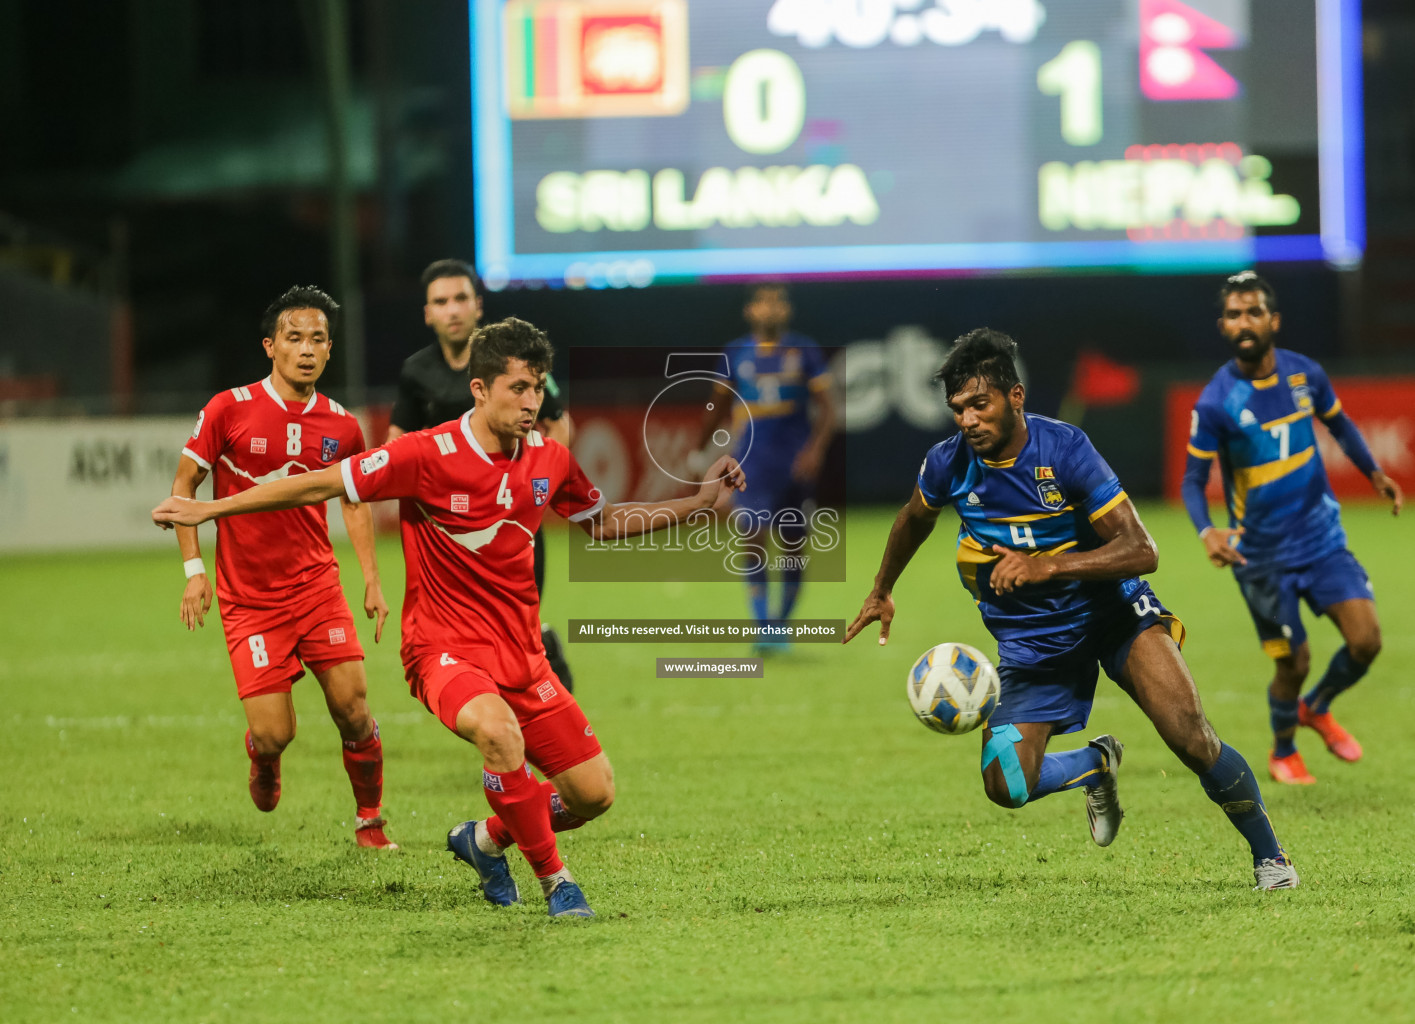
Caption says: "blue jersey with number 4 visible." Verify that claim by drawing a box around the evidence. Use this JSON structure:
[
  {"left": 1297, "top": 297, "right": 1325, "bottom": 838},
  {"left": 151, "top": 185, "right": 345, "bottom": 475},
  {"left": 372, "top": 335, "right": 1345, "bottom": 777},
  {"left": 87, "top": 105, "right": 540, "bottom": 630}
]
[
  {"left": 917, "top": 415, "right": 1152, "bottom": 666},
  {"left": 1187, "top": 350, "right": 1348, "bottom": 572}
]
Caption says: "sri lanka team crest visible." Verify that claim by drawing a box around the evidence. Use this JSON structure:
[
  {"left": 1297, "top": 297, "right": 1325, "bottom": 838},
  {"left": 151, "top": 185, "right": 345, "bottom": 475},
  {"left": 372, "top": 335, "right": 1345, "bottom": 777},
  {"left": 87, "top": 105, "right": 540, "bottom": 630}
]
[
  {"left": 1034, "top": 467, "right": 1064, "bottom": 507},
  {"left": 320, "top": 436, "right": 339, "bottom": 462},
  {"left": 532, "top": 477, "right": 550, "bottom": 505},
  {"left": 1288, "top": 372, "right": 1313, "bottom": 412}
]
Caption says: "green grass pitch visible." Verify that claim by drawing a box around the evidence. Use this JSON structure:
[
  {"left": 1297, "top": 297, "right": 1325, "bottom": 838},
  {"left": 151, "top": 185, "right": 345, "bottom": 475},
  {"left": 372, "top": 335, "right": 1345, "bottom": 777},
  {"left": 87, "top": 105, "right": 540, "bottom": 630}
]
[{"left": 2, "top": 505, "right": 1413, "bottom": 1023}]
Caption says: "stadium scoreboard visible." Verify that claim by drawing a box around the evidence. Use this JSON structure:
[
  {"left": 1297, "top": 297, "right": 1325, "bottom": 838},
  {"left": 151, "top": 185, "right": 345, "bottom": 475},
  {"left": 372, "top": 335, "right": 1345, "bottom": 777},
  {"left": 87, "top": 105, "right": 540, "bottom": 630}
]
[{"left": 470, "top": 0, "right": 1362, "bottom": 288}]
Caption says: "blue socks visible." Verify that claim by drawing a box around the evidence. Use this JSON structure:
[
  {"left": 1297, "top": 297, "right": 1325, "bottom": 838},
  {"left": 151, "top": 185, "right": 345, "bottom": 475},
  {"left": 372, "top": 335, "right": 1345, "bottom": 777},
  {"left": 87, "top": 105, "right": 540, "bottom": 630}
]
[
  {"left": 777, "top": 578, "right": 803, "bottom": 622},
  {"left": 1030, "top": 746, "right": 1106, "bottom": 801},
  {"left": 745, "top": 562, "right": 769, "bottom": 625},
  {"left": 1198, "top": 743, "right": 1284, "bottom": 863},
  {"left": 1303, "top": 646, "right": 1368, "bottom": 715},
  {"left": 1268, "top": 694, "right": 1299, "bottom": 757}
]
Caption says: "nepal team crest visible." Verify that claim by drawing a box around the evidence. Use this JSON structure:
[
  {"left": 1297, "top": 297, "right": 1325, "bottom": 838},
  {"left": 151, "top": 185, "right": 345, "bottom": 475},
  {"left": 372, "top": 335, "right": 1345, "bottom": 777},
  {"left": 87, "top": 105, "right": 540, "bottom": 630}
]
[
  {"left": 321, "top": 436, "right": 339, "bottom": 462},
  {"left": 533, "top": 477, "right": 550, "bottom": 506}
]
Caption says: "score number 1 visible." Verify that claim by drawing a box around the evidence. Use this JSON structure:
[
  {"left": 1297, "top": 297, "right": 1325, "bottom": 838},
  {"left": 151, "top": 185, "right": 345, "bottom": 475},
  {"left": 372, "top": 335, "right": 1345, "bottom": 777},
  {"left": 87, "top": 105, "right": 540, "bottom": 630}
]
[{"left": 1037, "top": 40, "right": 1102, "bottom": 147}]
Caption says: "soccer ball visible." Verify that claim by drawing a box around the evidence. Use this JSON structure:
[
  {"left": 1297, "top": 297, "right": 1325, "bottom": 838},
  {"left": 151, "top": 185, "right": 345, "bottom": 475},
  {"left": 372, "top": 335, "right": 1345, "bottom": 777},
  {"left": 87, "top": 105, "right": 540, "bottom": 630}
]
[{"left": 906, "top": 642, "right": 1000, "bottom": 735}]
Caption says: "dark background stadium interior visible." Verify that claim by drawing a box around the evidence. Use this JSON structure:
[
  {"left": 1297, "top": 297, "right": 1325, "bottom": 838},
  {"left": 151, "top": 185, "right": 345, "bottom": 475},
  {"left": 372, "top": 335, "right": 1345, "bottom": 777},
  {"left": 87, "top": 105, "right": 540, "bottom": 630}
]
[{"left": 1, "top": 0, "right": 1413, "bottom": 502}]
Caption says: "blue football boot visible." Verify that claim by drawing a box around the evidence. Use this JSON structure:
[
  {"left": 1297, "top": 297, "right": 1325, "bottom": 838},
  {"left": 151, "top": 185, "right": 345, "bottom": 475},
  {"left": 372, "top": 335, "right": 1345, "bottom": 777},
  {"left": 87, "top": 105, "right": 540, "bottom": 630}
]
[
  {"left": 446, "top": 820, "right": 521, "bottom": 906},
  {"left": 545, "top": 879, "right": 595, "bottom": 918}
]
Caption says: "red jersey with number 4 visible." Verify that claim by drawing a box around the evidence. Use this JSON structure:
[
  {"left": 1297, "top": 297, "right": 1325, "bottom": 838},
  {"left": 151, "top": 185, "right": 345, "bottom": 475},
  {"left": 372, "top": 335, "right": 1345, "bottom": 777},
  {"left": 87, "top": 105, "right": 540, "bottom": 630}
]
[
  {"left": 183, "top": 377, "right": 366, "bottom": 608},
  {"left": 339, "top": 412, "right": 605, "bottom": 689}
]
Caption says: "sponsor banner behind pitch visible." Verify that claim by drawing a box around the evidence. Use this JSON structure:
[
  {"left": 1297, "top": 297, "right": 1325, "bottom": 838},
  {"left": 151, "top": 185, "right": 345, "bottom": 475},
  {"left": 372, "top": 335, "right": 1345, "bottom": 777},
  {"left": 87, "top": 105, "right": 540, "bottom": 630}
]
[
  {"left": 0, "top": 417, "right": 361, "bottom": 552},
  {"left": 1163, "top": 378, "right": 1415, "bottom": 503}
]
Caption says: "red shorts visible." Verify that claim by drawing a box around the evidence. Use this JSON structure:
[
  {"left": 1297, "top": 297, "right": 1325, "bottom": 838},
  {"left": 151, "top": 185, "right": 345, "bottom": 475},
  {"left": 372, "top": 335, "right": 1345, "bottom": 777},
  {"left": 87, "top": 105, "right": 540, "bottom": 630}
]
[
  {"left": 405, "top": 650, "right": 602, "bottom": 779},
  {"left": 220, "top": 583, "right": 364, "bottom": 700}
]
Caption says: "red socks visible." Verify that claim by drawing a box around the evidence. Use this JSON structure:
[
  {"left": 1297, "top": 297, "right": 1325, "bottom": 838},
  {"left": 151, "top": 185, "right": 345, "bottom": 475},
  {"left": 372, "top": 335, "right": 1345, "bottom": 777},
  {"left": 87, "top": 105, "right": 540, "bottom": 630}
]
[
  {"left": 341, "top": 721, "right": 384, "bottom": 819},
  {"left": 486, "top": 780, "right": 587, "bottom": 851},
  {"left": 245, "top": 729, "right": 279, "bottom": 766},
  {"left": 482, "top": 764, "right": 562, "bottom": 877},
  {"left": 548, "top": 784, "right": 588, "bottom": 833}
]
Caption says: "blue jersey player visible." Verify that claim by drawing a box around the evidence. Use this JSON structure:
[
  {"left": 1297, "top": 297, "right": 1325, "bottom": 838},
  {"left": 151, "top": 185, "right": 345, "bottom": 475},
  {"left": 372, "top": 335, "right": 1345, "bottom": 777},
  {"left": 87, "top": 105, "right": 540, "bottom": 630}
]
[
  {"left": 846, "top": 329, "right": 1298, "bottom": 890},
  {"left": 1182, "top": 272, "right": 1403, "bottom": 785},
  {"left": 699, "top": 284, "right": 836, "bottom": 641}
]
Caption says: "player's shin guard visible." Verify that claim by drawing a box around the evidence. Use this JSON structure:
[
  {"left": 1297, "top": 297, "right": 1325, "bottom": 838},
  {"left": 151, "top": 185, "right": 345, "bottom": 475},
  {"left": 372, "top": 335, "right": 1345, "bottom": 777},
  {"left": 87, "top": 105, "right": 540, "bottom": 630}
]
[
  {"left": 342, "top": 720, "right": 384, "bottom": 818},
  {"left": 1030, "top": 746, "right": 1105, "bottom": 800},
  {"left": 1198, "top": 743, "right": 1285, "bottom": 863},
  {"left": 1303, "top": 646, "right": 1368, "bottom": 715},
  {"left": 1268, "top": 694, "right": 1299, "bottom": 757},
  {"left": 482, "top": 763, "right": 563, "bottom": 877}
]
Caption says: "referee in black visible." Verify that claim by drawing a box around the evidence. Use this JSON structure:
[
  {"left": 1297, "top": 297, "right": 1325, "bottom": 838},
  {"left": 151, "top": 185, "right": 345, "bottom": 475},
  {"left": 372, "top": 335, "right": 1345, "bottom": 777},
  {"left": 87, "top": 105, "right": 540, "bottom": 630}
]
[{"left": 387, "top": 259, "right": 576, "bottom": 691}]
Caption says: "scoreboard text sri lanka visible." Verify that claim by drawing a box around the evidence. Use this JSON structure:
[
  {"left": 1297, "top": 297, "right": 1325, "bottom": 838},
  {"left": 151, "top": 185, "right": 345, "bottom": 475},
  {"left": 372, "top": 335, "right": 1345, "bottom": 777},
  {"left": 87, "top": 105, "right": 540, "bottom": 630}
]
[{"left": 471, "top": 0, "right": 1363, "bottom": 288}]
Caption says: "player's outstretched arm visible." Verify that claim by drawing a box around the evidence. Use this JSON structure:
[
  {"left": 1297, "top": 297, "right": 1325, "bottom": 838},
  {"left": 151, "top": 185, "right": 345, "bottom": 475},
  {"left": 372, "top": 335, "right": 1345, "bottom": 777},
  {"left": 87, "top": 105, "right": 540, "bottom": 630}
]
[
  {"left": 339, "top": 497, "right": 389, "bottom": 643},
  {"left": 577, "top": 456, "right": 746, "bottom": 541},
  {"left": 844, "top": 488, "right": 940, "bottom": 646},
  {"left": 170, "top": 454, "right": 214, "bottom": 630},
  {"left": 989, "top": 497, "right": 1158, "bottom": 594},
  {"left": 153, "top": 464, "right": 348, "bottom": 528}
]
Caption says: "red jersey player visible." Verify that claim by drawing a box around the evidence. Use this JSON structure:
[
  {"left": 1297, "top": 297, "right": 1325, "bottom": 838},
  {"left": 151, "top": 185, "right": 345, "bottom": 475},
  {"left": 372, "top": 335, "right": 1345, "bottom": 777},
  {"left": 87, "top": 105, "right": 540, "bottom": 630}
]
[
  {"left": 168, "top": 285, "right": 396, "bottom": 849},
  {"left": 155, "top": 316, "right": 746, "bottom": 916}
]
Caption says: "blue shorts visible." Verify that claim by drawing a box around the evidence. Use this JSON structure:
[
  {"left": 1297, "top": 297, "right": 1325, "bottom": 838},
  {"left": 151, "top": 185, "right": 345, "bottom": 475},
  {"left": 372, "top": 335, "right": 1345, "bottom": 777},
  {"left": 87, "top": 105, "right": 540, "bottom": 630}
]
[
  {"left": 731, "top": 469, "right": 814, "bottom": 523},
  {"left": 989, "top": 582, "right": 1184, "bottom": 735},
  {"left": 1235, "top": 548, "right": 1373, "bottom": 659}
]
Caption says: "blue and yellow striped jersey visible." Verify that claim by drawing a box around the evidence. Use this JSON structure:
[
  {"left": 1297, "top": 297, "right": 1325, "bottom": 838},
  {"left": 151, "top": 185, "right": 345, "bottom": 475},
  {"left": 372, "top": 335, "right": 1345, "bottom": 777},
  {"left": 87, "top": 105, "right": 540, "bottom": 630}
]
[
  {"left": 918, "top": 414, "right": 1143, "bottom": 663},
  {"left": 1188, "top": 349, "right": 1347, "bottom": 571},
  {"left": 723, "top": 332, "right": 830, "bottom": 464}
]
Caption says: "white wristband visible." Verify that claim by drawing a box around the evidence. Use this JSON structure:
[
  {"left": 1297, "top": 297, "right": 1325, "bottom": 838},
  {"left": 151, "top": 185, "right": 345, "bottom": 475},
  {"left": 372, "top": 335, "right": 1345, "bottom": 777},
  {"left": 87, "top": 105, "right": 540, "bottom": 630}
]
[{"left": 183, "top": 558, "right": 207, "bottom": 579}]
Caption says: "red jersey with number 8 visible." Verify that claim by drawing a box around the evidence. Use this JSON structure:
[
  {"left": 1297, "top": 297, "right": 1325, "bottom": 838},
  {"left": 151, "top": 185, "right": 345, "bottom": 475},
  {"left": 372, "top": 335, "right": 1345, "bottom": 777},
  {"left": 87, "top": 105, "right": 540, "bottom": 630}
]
[
  {"left": 183, "top": 377, "right": 366, "bottom": 608},
  {"left": 339, "top": 413, "right": 604, "bottom": 689}
]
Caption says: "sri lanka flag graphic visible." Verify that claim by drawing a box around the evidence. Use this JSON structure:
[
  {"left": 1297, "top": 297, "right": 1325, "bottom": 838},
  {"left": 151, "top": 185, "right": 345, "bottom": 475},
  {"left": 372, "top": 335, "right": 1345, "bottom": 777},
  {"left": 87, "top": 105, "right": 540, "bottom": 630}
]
[{"left": 502, "top": 0, "right": 689, "bottom": 119}]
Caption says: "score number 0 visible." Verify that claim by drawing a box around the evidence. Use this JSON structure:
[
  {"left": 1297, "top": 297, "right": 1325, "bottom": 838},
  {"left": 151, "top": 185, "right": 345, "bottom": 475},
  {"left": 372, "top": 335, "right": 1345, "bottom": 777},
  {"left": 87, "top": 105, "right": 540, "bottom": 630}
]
[{"left": 720, "top": 39, "right": 1102, "bottom": 156}]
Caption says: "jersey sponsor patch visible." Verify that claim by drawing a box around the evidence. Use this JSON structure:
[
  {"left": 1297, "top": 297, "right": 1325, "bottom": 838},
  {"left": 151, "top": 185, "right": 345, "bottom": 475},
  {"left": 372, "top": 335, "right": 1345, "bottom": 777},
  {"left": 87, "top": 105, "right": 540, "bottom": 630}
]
[
  {"left": 537, "top": 679, "right": 557, "bottom": 702},
  {"left": 1239, "top": 408, "right": 1257, "bottom": 427},
  {"left": 966, "top": 491, "right": 981, "bottom": 506},
  {"left": 321, "top": 436, "right": 339, "bottom": 462},
  {"left": 329, "top": 626, "right": 346, "bottom": 645},
  {"left": 440, "top": 652, "right": 457, "bottom": 666},
  {"left": 250, "top": 437, "right": 267, "bottom": 454},
  {"left": 451, "top": 493, "right": 469, "bottom": 513},
  {"left": 533, "top": 477, "right": 550, "bottom": 506},
  {"left": 360, "top": 450, "right": 390, "bottom": 475},
  {"left": 1037, "top": 480, "right": 1065, "bottom": 507}
]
